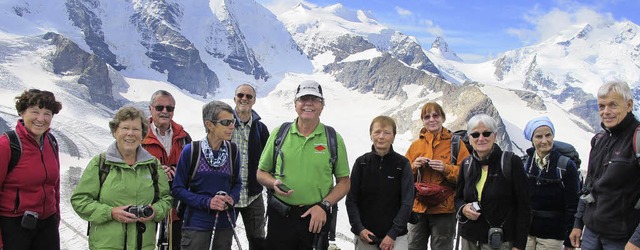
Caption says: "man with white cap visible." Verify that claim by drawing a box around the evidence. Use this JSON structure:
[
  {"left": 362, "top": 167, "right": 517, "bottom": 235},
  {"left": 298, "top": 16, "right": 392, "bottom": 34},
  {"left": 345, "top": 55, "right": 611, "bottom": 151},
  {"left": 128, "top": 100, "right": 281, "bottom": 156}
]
[
  {"left": 522, "top": 116, "right": 580, "bottom": 250},
  {"left": 257, "top": 80, "right": 351, "bottom": 250}
]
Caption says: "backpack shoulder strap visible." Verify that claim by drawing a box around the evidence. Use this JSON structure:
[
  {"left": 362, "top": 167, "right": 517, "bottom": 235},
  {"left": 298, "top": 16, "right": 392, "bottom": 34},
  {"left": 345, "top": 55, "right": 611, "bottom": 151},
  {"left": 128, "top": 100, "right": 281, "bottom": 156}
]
[
  {"left": 272, "top": 122, "right": 292, "bottom": 176},
  {"left": 521, "top": 155, "right": 530, "bottom": 172},
  {"left": 451, "top": 134, "right": 461, "bottom": 165},
  {"left": 228, "top": 140, "right": 238, "bottom": 185},
  {"left": 634, "top": 125, "right": 640, "bottom": 163},
  {"left": 463, "top": 157, "right": 472, "bottom": 183},
  {"left": 46, "top": 132, "right": 59, "bottom": 161},
  {"left": 556, "top": 155, "right": 570, "bottom": 189},
  {"left": 557, "top": 156, "right": 569, "bottom": 171},
  {"left": 4, "top": 131, "right": 21, "bottom": 175},
  {"left": 147, "top": 160, "right": 159, "bottom": 203},
  {"left": 97, "top": 152, "right": 110, "bottom": 200},
  {"left": 324, "top": 125, "right": 338, "bottom": 174},
  {"left": 501, "top": 151, "right": 513, "bottom": 182},
  {"left": 88, "top": 152, "right": 110, "bottom": 236},
  {"left": 187, "top": 141, "right": 201, "bottom": 188}
]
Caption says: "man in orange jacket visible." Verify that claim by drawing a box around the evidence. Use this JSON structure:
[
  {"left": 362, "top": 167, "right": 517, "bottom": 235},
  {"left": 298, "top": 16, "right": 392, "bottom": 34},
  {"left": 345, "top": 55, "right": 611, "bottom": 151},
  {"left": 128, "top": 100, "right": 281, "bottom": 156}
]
[{"left": 142, "top": 90, "right": 191, "bottom": 250}]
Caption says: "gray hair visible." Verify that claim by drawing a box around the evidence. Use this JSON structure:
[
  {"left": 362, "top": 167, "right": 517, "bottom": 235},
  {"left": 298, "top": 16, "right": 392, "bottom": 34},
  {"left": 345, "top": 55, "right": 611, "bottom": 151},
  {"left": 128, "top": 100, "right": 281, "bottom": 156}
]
[
  {"left": 108, "top": 106, "right": 149, "bottom": 136},
  {"left": 202, "top": 100, "right": 233, "bottom": 133},
  {"left": 467, "top": 114, "right": 498, "bottom": 134},
  {"left": 150, "top": 90, "right": 175, "bottom": 105},
  {"left": 235, "top": 83, "right": 256, "bottom": 95},
  {"left": 597, "top": 81, "right": 633, "bottom": 101}
]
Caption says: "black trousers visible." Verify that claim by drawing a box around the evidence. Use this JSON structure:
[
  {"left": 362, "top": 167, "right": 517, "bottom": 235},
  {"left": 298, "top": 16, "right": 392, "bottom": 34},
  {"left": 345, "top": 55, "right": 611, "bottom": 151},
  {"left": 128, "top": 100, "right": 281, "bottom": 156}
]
[
  {"left": 0, "top": 213, "right": 60, "bottom": 250},
  {"left": 265, "top": 205, "right": 329, "bottom": 250}
]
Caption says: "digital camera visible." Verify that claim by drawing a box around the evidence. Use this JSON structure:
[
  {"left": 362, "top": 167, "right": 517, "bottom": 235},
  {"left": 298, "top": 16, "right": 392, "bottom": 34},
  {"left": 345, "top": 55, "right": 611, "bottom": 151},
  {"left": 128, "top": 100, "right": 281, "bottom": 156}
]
[
  {"left": 127, "top": 205, "right": 153, "bottom": 218},
  {"left": 471, "top": 201, "right": 481, "bottom": 212},
  {"left": 368, "top": 234, "right": 382, "bottom": 245},
  {"left": 580, "top": 193, "right": 595, "bottom": 204},
  {"left": 21, "top": 211, "right": 39, "bottom": 230},
  {"left": 488, "top": 227, "right": 503, "bottom": 249}
]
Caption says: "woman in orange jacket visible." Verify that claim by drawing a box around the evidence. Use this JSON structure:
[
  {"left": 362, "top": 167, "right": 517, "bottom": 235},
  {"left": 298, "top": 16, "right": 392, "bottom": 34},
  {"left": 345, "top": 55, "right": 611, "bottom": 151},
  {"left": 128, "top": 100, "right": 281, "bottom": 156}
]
[{"left": 405, "top": 102, "right": 470, "bottom": 250}]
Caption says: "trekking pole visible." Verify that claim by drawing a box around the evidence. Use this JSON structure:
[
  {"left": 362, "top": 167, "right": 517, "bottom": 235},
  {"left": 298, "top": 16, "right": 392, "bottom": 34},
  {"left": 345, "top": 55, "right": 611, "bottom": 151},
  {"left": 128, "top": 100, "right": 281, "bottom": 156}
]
[
  {"left": 223, "top": 203, "right": 243, "bottom": 250},
  {"left": 454, "top": 222, "right": 460, "bottom": 250},
  {"left": 209, "top": 211, "right": 220, "bottom": 250},
  {"left": 167, "top": 214, "right": 173, "bottom": 250},
  {"left": 157, "top": 217, "right": 169, "bottom": 250}
]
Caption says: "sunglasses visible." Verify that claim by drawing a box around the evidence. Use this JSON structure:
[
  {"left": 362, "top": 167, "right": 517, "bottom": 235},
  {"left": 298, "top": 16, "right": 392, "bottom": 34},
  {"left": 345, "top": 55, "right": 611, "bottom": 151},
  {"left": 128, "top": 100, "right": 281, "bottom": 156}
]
[
  {"left": 236, "top": 93, "right": 254, "bottom": 99},
  {"left": 153, "top": 105, "right": 175, "bottom": 112},
  {"left": 211, "top": 119, "right": 236, "bottom": 126},
  {"left": 469, "top": 131, "right": 493, "bottom": 138}
]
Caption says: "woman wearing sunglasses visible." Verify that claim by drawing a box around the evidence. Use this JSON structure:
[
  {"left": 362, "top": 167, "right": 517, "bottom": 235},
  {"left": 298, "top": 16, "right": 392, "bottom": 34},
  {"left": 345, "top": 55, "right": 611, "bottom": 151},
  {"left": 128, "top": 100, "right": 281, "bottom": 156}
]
[
  {"left": 454, "top": 114, "right": 530, "bottom": 250},
  {"left": 405, "top": 102, "right": 470, "bottom": 250},
  {"left": 171, "top": 100, "right": 241, "bottom": 250}
]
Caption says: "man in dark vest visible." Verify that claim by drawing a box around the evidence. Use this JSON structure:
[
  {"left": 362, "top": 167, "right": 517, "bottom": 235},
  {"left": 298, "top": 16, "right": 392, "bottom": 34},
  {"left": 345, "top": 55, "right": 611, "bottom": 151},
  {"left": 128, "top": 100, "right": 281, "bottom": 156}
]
[{"left": 231, "top": 83, "right": 270, "bottom": 249}]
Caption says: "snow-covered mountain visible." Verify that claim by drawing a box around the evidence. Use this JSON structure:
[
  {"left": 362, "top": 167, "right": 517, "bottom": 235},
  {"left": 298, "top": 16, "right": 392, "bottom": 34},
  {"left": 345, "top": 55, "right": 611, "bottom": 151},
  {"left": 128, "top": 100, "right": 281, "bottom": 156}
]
[{"left": 1, "top": 0, "right": 640, "bottom": 249}]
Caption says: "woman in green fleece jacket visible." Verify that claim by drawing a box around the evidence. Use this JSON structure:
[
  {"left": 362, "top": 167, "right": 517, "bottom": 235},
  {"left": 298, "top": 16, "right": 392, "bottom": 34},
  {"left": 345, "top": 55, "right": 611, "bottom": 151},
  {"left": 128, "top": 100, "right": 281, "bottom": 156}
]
[{"left": 71, "top": 106, "right": 172, "bottom": 250}]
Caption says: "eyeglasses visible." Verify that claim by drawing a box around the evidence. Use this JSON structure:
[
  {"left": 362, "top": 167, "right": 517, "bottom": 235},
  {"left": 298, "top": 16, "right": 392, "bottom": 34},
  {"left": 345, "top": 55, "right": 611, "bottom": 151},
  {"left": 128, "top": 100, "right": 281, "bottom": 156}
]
[
  {"left": 153, "top": 105, "right": 175, "bottom": 112},
  {"left": 211, "top": 119, "right": 236, "bottom": 126},
  {"left": 423, "top": 113, "right": 441, "bottom": 120},
  {"left": 236, "top": 93, "right": 254, "bottom": 100},
  {"left": 469, "top": 131, "right": 493, "bottom": 138}
]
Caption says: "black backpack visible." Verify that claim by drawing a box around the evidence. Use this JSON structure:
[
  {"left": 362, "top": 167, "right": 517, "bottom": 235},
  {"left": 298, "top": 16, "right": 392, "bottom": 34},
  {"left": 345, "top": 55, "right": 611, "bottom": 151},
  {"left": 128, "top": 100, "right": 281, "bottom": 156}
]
[
  {"left": 521, "top": 140, "right": 583, "bottom": 190},
  {"left": 176, "top": 140, "right": 238, "bottom": 219},
  {"left": 450, "top": 130, "right": 471, "bottom": 165},
  {"left": 3, "top": 130, "right": 59, "bottom": 175}
]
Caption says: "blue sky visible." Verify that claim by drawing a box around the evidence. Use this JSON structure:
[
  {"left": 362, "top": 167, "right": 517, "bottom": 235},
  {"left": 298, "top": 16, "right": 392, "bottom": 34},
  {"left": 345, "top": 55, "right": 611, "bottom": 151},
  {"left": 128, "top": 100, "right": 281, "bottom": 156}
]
[{"left": 257, "top": 0, "right": 640, "bottom": 63}]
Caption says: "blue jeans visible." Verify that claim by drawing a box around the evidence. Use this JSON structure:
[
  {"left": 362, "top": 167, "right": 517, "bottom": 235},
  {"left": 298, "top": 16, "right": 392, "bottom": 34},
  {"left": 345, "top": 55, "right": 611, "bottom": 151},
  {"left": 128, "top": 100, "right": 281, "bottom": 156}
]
[{"left": 581, "top": 226, "right": 627, "bottom": 250}]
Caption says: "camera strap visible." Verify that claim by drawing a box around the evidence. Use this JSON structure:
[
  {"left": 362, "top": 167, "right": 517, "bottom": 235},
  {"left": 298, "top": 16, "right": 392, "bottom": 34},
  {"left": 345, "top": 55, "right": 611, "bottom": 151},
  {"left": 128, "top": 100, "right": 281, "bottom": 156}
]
[
  {"left": 122, "top": 222, "right": 146, "bottom": 250},
  {"left": 483, "top": 209, "right": 511, "bottom": 229},
  {"left": 136, "top": 222, "right": 146, "bottom": 250}
]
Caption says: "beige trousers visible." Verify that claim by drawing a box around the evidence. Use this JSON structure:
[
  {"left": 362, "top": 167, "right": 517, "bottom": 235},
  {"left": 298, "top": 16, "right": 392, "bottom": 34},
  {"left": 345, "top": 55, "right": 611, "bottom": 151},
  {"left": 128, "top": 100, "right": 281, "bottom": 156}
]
[{"left": 526, "top": 235, "right": 564, "bottom": 250}]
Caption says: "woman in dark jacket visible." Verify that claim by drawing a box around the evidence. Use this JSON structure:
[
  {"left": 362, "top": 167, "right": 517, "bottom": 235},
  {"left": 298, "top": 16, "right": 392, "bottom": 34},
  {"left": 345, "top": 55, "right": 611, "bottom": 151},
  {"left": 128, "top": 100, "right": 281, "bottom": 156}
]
[
  {"left": 522, "top": 116, "right": 579, "bottom": 249},
  {"left": 455, "top": 114, "right": 531, "bottom": 250},
  {"left": 346, "top": 116, "right": 414, "bottom": 250}
]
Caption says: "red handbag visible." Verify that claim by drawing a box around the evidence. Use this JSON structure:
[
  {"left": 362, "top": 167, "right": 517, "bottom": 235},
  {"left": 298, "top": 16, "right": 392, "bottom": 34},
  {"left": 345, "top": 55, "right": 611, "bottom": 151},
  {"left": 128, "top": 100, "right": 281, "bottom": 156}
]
[{"left": 414, "top": 169, "right": 454, "bottom": 205}]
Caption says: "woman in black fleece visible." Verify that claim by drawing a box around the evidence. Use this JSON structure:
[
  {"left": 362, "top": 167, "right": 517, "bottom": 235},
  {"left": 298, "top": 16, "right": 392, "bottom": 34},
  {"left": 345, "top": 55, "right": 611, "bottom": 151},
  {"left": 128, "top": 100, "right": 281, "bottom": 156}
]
[
  {"left": 454, "top": 114, "right": 531, "bottom": 250},
  {"left": 346, "top": 116, "right": 414, "bottom": 250}
]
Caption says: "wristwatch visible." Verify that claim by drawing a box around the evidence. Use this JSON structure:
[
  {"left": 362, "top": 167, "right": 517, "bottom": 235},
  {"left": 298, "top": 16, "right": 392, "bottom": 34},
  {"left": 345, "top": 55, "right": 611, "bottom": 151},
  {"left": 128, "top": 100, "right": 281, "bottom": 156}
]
[{"left": 318, "top": 200, "right": 332, "bottom": 212}]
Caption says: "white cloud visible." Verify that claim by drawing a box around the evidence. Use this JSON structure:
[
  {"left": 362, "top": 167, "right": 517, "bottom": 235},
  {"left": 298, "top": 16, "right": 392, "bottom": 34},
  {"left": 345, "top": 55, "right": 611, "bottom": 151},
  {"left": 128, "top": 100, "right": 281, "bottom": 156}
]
[
  {"left": 420, "top": 19, "right": 443, "bottom": 36},
  {"left": 395, "top": 6, "right": 412, "bottom": 16},
  {"left": 509, "top": 6, "right": 615, "bottom": 44}
]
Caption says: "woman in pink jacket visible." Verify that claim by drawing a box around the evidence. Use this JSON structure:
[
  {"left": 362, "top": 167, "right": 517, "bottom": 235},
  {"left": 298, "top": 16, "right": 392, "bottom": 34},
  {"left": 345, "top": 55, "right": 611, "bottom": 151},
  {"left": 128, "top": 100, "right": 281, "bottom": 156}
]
[{"left": 0, "top": 89, "right": 62, "bottom": 250}]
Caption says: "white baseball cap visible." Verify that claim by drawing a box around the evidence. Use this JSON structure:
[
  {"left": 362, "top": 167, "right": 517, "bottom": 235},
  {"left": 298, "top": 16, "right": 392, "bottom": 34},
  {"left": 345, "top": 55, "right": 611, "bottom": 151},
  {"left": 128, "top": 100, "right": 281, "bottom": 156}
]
[{"left": 295, "top": 80, "right": 324, "bottom": 99}]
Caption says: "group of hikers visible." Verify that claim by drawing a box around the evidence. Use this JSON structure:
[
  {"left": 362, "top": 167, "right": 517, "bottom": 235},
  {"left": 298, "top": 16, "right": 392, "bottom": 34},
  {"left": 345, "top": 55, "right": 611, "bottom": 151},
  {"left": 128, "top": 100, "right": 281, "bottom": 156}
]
[{"left": 0, "top": 79, "right": 640, "bottom": 250}]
